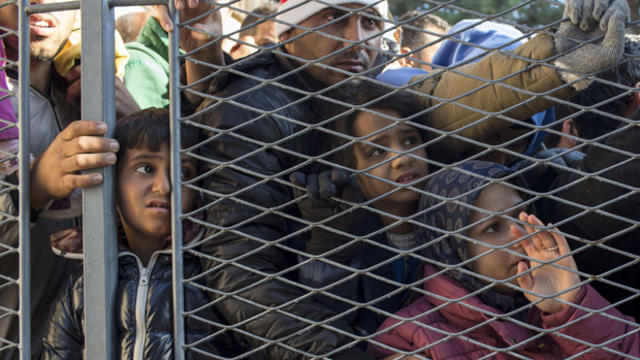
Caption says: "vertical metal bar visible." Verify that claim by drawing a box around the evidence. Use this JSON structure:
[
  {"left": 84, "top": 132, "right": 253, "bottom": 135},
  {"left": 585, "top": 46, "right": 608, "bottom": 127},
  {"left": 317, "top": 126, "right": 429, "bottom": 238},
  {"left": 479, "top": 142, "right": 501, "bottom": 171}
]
[
  {"left": 81, "top": 0, "right": 118, "bottom": 359},
  {"left": 169, "top": 1, "right": 186, "bottom": 358},
  {"left": 17, "top": 0, "right": 30, "bottom": 358}
]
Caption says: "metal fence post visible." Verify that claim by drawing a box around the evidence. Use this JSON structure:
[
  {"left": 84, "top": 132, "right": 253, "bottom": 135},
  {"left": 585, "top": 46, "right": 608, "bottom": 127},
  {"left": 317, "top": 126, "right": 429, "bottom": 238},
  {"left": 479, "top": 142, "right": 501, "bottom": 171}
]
[
  {"left": 81, "top": 0, "right": 118, "bottom": 358},
  {"left": 17, "top": 0, "right": 30, "bottom": 358},
  {"left": 168, "top": 0, "right": 186, "bottom": 358}
]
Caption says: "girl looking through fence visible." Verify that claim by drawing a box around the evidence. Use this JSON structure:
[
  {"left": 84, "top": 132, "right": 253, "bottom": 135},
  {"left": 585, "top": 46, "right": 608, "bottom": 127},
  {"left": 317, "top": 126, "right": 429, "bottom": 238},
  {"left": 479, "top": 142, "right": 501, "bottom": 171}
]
[
  {"left": 369, "top": 161, "right": 640, "bottom": 359},
  {"left": 293, "top": 81, "right": 433, "bottom": 339}
]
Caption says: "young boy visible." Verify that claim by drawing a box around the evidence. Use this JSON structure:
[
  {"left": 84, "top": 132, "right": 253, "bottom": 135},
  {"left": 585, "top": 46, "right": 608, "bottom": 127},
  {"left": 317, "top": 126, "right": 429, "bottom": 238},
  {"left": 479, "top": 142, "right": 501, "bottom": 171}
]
[{"left": 39, "top": 109, "right": 237, "bottom": 359}]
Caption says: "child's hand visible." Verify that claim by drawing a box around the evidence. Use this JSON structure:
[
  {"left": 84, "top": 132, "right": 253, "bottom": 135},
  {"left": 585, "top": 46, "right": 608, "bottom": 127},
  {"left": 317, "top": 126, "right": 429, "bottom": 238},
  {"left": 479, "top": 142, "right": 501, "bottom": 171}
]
[{"left": 511, "top": 212, "right": 581, "bottom": 314}]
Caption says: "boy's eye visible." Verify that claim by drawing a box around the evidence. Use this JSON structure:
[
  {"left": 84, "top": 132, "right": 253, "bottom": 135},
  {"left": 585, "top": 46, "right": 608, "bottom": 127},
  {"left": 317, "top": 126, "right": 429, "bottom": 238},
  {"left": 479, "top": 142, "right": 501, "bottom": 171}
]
[
  {"left": 135, "top": 165, "right": 153, "bottom": 174},
  {"left": 180, "top": 168, "right": 193, "bottom": 180}
]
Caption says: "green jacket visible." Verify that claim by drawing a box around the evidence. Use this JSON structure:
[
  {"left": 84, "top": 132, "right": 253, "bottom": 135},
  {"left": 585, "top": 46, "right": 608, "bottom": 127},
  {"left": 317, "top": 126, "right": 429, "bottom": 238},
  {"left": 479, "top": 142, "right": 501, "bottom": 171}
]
[{"left": 123, "top": 17, "right": 170, "bottom": 109}]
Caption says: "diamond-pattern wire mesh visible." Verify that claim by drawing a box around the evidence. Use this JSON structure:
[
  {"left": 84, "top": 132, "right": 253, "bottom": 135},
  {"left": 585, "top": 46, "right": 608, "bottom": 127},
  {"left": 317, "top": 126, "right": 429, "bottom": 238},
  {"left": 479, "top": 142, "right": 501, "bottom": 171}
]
[
  {"left": 1, "top": 0, "right": 640, "bottom": 358},
  {"left": 180, "top": 0, "right": 640, "bottom": 358}
]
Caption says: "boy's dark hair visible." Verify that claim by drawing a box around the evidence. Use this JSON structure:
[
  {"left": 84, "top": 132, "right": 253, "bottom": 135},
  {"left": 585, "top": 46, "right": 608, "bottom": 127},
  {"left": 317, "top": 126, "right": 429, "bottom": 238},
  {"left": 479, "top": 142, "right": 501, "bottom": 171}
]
[
  {"left": 319, "top": 81, "right": 429, "bottom": 170},
  {"left": 115, "top": 108, "right": 200, "bottom": 159}
]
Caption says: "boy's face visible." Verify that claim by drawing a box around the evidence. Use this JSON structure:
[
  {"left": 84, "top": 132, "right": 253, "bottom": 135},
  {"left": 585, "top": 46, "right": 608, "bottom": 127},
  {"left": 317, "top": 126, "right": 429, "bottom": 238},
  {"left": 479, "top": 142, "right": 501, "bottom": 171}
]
[
  {"left": 117, "top": 143, "right": 198, "bottom": 243},
  {"left": 352, "top": 109, "right": 429, "bottom": 213}
]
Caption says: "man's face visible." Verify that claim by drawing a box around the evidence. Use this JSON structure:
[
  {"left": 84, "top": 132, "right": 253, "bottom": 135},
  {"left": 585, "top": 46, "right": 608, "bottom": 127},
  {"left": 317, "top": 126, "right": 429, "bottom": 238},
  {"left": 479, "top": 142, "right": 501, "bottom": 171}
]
[
  {"left": 0, "top": 0, "right": 77, "bottom": 61},
  {"left": 280, "top": 3, "right": 384, "bottom": 86}
]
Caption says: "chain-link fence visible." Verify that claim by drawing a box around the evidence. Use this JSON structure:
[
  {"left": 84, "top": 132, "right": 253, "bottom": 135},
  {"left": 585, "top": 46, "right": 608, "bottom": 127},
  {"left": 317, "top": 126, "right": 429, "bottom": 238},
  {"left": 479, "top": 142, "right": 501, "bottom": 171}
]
[{"left": 1, "top": 0, "right": 640, "bottom": 359}]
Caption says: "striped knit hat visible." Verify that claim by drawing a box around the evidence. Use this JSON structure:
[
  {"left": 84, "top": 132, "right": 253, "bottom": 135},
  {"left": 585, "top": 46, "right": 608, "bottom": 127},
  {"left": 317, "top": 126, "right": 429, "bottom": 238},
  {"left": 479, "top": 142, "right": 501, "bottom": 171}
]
[{"left": 275, "top": 0, "right": 388, "bottom": 37}]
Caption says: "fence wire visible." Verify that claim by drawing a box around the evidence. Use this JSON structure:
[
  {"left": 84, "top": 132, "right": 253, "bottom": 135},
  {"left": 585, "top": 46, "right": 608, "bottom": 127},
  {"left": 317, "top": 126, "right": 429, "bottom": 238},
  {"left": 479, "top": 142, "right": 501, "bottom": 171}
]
[{"left": 1, "top": 0, "right": 640, "bottom": 359}]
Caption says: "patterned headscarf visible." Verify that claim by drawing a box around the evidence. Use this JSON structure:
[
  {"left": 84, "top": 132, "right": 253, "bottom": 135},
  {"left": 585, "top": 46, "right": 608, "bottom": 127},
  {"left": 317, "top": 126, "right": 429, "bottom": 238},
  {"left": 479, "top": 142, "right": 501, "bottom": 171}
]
[{"left": 417, "top": 161, "right": 530, "bottom": 315}]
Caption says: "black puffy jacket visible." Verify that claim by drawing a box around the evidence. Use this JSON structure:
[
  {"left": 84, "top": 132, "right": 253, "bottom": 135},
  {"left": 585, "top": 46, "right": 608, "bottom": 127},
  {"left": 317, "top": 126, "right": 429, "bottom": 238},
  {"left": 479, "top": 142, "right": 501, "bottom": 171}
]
[
  {"left": 39, "top": 236, "right": 239, "bottom": 360},
  {"left": 195, "top": 51, "right": 367, "bottom": 360}
]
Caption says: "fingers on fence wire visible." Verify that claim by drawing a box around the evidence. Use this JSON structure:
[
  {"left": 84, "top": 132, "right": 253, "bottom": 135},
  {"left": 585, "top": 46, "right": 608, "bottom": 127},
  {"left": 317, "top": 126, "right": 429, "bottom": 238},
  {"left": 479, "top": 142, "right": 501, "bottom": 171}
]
[
  {"left": 515, "top": 212, "right": 580, "bottom": 314},
  {"left": 30, "top": 121, "right": 117, "bottom": 209}
]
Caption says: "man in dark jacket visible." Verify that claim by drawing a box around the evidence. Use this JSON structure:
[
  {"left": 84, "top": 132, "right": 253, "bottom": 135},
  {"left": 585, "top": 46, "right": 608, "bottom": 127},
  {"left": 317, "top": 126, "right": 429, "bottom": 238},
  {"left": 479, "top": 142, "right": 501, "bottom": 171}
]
[{"left": 192, "top": 0, "right": 630, "bottom": 358}]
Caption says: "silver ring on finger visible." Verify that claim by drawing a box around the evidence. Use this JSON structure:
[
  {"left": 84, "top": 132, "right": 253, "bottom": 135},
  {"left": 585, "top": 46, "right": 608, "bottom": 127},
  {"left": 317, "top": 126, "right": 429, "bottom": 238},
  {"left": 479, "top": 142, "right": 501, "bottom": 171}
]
[{"left": 545, "top": 245, "right": 559, "bottom": 252}]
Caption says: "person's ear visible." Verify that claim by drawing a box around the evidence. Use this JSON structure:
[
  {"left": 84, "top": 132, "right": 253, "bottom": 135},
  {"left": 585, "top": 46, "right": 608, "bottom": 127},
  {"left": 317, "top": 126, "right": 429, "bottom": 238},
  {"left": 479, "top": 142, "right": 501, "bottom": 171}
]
[
  {"left": 560, "top": 118, "right": 580, "bottom": 148},
  {"left": 563, "top": 118, "right": 579, "bottom": 137},
  {"left": 398, "top": 46, "right": 415, "bottom": 68},
  {"left": 393, "top": 28, "right": 402, "bottom": 43},
  {"left": 280, "top": 28, "right": 296, "bottom": 52},
  {"left": 279, "top": 28, "right": 295, "bottom": 43}
]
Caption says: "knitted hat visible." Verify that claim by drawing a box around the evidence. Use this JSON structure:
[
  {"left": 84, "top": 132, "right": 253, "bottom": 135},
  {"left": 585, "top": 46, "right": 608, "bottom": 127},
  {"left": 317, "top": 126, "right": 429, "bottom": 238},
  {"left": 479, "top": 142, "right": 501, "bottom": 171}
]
[{"left": 275, "top": 0, "right": 388, "bottom": 38}]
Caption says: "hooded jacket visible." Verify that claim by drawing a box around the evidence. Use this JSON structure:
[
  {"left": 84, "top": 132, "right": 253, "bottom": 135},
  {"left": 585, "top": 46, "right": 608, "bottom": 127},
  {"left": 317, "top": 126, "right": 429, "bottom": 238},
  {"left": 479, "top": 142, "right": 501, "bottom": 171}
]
[
  {"left": 194, "top": 32, "right": 574, "bottom": 359},
  {"left": 39, "top": 225, "right": 240, "bottom": 360}
]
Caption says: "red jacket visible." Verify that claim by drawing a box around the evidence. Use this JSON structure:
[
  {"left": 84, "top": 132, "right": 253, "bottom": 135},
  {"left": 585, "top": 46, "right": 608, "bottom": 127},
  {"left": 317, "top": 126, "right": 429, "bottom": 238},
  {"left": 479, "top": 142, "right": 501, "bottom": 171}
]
[{"left": 369, "top": 264, "right": 640, "bottom": 359}]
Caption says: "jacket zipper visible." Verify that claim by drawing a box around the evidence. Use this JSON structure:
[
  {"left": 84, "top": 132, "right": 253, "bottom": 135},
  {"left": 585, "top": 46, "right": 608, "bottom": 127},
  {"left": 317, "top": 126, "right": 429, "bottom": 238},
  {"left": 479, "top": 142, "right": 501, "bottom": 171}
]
[{"left": 132, "top": 255, "right": 158, "bottom": 360}]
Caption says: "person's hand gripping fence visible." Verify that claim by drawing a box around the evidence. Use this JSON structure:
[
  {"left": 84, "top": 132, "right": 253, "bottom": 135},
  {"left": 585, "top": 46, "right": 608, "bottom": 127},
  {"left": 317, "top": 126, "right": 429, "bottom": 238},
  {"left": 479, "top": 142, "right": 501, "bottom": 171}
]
[
  {"left": 290, "top": 169, "right": 377, "bottom": 264},
  {"left": 554, "top": 0, "right": 630, "bottom": 90},
  {"left": 512, "top": 212, "right": 581, "bottom": 314}
]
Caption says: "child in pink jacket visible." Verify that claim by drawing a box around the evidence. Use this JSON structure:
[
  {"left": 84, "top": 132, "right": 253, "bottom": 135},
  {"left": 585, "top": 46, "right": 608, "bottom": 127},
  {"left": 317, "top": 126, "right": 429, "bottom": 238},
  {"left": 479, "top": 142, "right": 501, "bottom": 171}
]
[{"left": 370, "top": 161, "right": 640, "bottom": 359}]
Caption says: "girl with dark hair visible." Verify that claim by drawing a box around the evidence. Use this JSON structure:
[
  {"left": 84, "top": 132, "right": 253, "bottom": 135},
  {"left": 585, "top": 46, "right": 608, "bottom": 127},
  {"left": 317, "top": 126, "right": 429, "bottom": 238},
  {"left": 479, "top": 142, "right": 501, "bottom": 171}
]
[{"left": 296, "top": 81, "right": 434, "bottom": 339}]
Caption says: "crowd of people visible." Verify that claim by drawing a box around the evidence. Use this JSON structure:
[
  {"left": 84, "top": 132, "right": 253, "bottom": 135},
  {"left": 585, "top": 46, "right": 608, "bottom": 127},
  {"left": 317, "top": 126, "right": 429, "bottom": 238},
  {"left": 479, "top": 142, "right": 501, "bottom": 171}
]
[{"left": 0, "top": 0, "right": 639, "bottom": 358}]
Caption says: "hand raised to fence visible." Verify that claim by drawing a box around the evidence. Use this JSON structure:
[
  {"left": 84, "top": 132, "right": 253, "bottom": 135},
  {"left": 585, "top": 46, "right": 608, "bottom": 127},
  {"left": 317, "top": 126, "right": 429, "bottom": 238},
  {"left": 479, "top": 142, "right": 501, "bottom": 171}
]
[
  {"left": 512, "top": 212, "right": 581, "bottom": 314},
  {"left": 30, "top": 121, "right": 118, "bottom": 210},
  {"left": 146, "top": 0, "right": 223, "bottom": 56}
]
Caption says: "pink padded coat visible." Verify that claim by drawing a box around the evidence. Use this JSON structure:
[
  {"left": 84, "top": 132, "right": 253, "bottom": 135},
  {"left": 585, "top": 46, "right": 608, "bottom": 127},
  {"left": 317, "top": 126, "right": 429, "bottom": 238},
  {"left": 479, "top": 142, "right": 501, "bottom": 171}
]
[{"left": 369, "top": 264, "right": 640, "bottom": 359}]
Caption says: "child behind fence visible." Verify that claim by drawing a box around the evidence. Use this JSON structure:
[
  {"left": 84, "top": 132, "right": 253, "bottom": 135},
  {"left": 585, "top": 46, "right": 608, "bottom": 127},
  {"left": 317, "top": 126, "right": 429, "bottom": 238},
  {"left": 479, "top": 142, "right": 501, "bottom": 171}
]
[
  {"left": 369, "top": 161, "right": 640, "bottom": 359},
  {"left": 39, "top": 109, "right": 239, "bottom": 359},
  {"left": 293, "top": 81, "right": 432, "bottom": 339}
]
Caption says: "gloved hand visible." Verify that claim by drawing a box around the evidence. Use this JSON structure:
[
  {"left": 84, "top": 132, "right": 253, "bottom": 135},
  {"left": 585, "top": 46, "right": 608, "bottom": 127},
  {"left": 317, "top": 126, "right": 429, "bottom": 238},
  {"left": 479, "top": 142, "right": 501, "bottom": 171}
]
[
  {"left": 290, "top": 169, "right": 378, "bottom": 263},
  {"left": 554, "top": 0, "right": 629, "bottom": 90},
  {"left": 291, "top": 168, "right": 361, "bottom": 201}
]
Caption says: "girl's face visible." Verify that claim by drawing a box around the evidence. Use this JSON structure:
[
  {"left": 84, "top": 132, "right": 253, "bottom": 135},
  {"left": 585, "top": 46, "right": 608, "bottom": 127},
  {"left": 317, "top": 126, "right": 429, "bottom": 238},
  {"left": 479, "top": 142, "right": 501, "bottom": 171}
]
[
  {"left": 351, "top": 109, "right": 429, "bottom": 215},
  {"left": 466, "top": 183, "right": 527, "bottom": 294}
]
